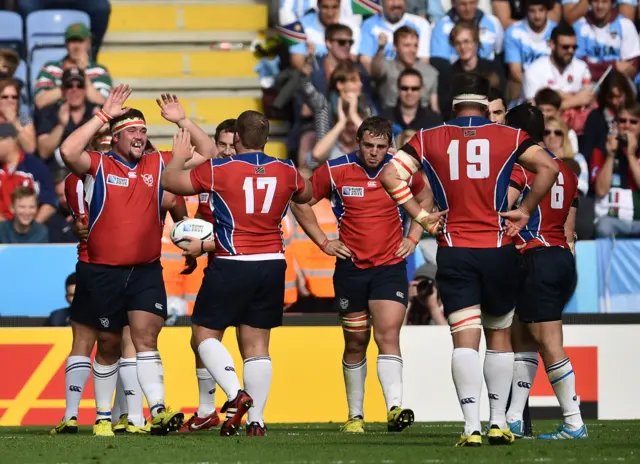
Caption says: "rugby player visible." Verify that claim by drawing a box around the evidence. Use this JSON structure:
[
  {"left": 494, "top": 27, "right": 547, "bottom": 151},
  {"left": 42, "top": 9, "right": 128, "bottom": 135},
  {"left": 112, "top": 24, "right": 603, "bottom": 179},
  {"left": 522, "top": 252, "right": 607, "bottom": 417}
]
[
  {"left": 161, "top": 111, "right": 313, "bottom": 437},
  {"left": 504, "top": 104, "right": 587, "bottom": 440},
  {"left": 291, "top": 117, "right": 442, "bottom": 433},
  {"left": 59, "top": 84, "right": 210, "bottom": 436},
  {"left": 380, "top": 73, "right": 559, "bottom": 447}
]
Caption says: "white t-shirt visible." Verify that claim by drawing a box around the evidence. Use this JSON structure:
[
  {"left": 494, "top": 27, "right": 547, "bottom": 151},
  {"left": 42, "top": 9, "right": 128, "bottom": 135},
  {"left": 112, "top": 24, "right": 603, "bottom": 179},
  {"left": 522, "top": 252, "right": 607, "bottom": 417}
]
[{"left": 523, "top": 55, "right": 592, "bottom": 100}]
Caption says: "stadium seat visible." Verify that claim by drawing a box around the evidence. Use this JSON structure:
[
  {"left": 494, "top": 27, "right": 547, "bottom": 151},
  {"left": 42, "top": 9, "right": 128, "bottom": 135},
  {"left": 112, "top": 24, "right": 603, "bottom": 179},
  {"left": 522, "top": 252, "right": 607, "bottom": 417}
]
[
  {"left": 29, "top": 47, "right": 66, "bottom": 91},
  {"left": 14, "top": 60, "right": 30, "bottom": 106},
  {"left": 0, "top": 11, "right": 25, "bottom": 58},
  {"left": 26, "top": 10, "right": 91, "bottom": 55}
]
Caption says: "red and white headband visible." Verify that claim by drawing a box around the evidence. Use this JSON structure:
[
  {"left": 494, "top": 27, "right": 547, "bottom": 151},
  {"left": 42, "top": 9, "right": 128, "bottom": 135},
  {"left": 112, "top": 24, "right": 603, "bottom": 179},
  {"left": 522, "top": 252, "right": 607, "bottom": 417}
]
[{"left": 111, "top": 117, "right": 147, "bottom": 136}]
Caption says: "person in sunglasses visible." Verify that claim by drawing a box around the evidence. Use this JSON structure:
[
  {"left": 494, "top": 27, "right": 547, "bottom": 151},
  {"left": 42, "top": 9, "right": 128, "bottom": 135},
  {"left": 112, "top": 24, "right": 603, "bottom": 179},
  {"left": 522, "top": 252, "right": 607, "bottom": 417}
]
[
  {"left": 590, "top": 103, "right": 640, "bottom": 238},
  {"left": 35, "top": 68, "right": 99, "bottom": 171},
  {"left": 523, "top": 22, "right": 594, "bottom": 111}
]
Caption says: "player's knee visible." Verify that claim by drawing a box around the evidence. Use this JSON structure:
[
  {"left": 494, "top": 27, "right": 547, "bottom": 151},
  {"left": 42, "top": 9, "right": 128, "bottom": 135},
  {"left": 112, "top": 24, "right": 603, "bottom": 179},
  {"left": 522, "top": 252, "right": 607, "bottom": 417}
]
[
  {"left": 448, "top": 308, "right": 482, "bottom": 334},
  {"left": 373, "top": 327, "right": 400, "bottom": 351},
  {"left": 481, "top": 309, "right": 515, "bottom": 330},
  {"left": 96, "top": 332, "right": 121, "bottom": 364}
]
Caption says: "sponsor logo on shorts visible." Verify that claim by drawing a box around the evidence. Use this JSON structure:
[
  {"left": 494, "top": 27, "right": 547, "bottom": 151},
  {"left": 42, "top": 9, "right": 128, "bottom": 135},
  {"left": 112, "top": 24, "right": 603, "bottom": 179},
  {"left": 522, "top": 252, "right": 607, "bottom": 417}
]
[
  {"left": 396, "top": 291, "right": 404, "bottom": 298},
  {"left": 460, "top": 397, "right": 475, "bottom": 405},
  {"left": 155, "top": 303, "right": 163, "bottom": 311},
  {"left": 106, "top": 175, "right": 129, "bottom": 187},
  {"left": 208, "top": 389, "right": 216, "bottom": 395},
  {"left": 342, "top": 186, "right": 364, "bottom": 197},
  {"left": 339, "top": 298, "right": 349, "bottom": 310},
  {"left": 199, "top": 193, "right": 209, "bottom": 204},
  {"left": 141, "top": 174, "right": 154, "bottom": 187},
  {"left": 488, "top": 393, "right": 499, "bottom": 400},
  {"left": 517, "top": 381, "right": 532, "bottom": 389},
  {"left": 124, "top": 390, "right": 135, "bottom": 396},
  {"left": 68, "top": 385, "right": 81, "bottom": 392},
  {"left": 99, "top": 318, "right": 109, "bottom": 328}
]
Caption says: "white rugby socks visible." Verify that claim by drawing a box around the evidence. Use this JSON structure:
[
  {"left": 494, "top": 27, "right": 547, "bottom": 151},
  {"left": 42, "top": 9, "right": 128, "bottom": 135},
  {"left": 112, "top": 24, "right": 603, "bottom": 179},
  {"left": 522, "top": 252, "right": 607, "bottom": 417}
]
[
  {"left": 484, "top": 350, "right": 515, "bottom": 429},
  {"left": 93, "top": 360, "right": 118, "bottom": 423},
  {"left": 64, "top": 356, "right": 91, "bottom": 421},
  {"left": 451, "top": 348, "right": 482, "bottom": 436},
  {"left": 377, "top": 355, "right": 403, "bottom": 412},
  {"left": 507, "top": 352, "right": 538, "bottom": 423},
  {"left": 546, "top": 358, "right": 584, "bottom": 430},
  {"left": 197, "top": 338, "right": 241, "bottom": 401},
  {"left": 343, "top": 358, "right": 367, "bottom": 419},
  {"left": 112, "top": 375, "right": 126, "bottom": 422},
  {"left": 136, "top": 351, "right": 165, "bottom": 418},
  {"left": 119, "top": 358, "right": 145, "bottom": 427},
  {"left": 244, "top": 357, "right": 272, "bottom": 426},
  {"left": 196, "top": 368, "right": 217, "bottom": 417}
]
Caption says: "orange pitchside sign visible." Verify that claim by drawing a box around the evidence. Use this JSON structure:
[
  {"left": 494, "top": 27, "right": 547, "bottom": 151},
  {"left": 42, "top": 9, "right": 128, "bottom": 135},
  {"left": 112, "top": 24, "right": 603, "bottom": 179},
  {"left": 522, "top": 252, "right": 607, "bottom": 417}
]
[{"left": 0, "top": 328, "right": 598, "bottom": 425}]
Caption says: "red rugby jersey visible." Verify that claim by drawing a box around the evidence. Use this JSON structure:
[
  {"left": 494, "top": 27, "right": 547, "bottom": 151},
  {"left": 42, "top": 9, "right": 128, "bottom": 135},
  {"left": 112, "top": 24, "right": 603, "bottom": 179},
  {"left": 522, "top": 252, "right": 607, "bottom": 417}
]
[
  {"left": 510, "top": 157, "right": 579, "bottom": 252},
  {"left": 196, "top": 192, "right": 214, "bottom": 224},
  {"left": 85, "top": 150, "right": 170, "bottom": 266},
  {"left": 0, "top": 166, "right": 35, "bottom": 220},
  {"left": 311, "top": 152, "right": 425, "bottom": 269},
  {"left": 402, "top": 116, "right": 535, "bottom": 248},
  {"left": 189, "top": 152, "right": 305, "bottom": 257},
  {"left": 64, "top": 173, "right": 89, "bottom": 263}
]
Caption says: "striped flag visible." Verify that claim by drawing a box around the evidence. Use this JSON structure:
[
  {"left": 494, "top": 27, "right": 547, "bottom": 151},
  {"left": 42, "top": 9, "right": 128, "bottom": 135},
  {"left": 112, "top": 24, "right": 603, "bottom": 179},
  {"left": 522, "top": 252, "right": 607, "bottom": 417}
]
[
  {"left": 276, "top": 21, "right": 307, "bottom": 47},
  {"left": 351, "top": 0, "right": 382, "bottom": 17}
]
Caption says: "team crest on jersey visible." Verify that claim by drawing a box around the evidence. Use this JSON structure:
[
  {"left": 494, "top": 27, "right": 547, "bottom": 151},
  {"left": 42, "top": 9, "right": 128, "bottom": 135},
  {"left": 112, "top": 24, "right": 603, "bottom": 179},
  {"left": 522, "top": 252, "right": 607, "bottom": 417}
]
[
  {"left": 342, "top": 186, "right": 364, "bottom": 197},
  {"left": 254, "top": 166, "right": 265, "bottom": 174},
  {"left": 106, "top": 174, "right": 129, "bottom": 187},
  {"left": 463, "top": 130, "right": 476, "bottom": 137},
  {"left": 141, "top": 174, "right": 154, "bottom": 187},
  {"left": 199, "top": 193, "right": 210, "bottom": 203},
  {"left": 567, "top": 75, "right": 574, "bottom": 84}
]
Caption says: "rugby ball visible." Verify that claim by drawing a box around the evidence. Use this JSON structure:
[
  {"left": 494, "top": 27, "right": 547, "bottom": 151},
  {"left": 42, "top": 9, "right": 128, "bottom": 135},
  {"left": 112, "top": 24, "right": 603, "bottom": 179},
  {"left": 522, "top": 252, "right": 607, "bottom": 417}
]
[{"left": 170, "top": 218, "right": 214, "bottom": 246}]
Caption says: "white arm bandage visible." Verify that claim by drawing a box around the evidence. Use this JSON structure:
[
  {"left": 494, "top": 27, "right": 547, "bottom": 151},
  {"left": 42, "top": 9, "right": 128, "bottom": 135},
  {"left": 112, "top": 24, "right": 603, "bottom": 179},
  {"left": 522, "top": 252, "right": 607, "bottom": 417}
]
[{"left": 388, "top": 151, "right": 420, "bottom": 205}]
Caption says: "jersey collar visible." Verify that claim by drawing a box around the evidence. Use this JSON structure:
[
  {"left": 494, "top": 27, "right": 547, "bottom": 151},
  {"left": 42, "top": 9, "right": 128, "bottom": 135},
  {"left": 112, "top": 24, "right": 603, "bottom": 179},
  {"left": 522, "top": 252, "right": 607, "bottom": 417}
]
[
  {"left": 108, "top": 151, "right": 139, "bottom": 169},
  {"left": 446, "top": 115, "right": 492, "bottom": 127},
  {"left": 351, "top": 151, "right": 392, "bottom": 178}
]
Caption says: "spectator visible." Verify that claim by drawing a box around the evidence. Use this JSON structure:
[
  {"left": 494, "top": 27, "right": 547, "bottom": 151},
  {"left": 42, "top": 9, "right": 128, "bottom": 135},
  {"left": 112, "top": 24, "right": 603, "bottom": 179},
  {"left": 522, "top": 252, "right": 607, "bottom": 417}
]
[
  {"left": 0, "top": 49, "right": 19, "bottom": 80},
  {"left": 0, "top": 186, "right": 48, "bottom": 243},
  {"left": 0, "top": 123, "right": 57, "bottom": 223},
  {"left": 503, "top": 0, "right": 556, "bottom": 102},
  {"left": 0, "top": 79, "right": 36, "bottom": 153},
  {"left": 358, "top": 0, "right": 432, "bottom": 74},
  {"left": 35, "top": 68, "right": 99, "bottom": 169},
  {"left": 543, "top": 115, "right": 589, "bottom": 195},
  {"left": 382, "top": 68, "right": 442, "bottom": 140},
  {"left": 573, "top": 0, "right": 640, "bottom": 82},
  {"left": 582, "top": 70, "right": 635, "bottom": 163},
  {"left": 534, "top": 87, "right": 580, "bottom": 154},
  {"left": 523, "top": 22, "right": 593, "bottom": 111},
  {"left": 488, "top": 87, "right": 506, "bottom": 122},
  {"left": 17, "top": 0, "right": 112, "bottom": 59},
  {"left": 492, "top": 0, "right": 560, "bottom": 28},
  {"left": 278, "top": 0, "right": 359, "bottom": 25},
  {"left": 47, "top": 168, "right": 77, "bottom": 243},
  {"left": 562, "top": 0, "right": 635, "bottom": 25},
  {"left": 44, "top": 272, "right": 75, "bottom": 326},
  {"left": 430, "top": 0, "right": 504, "bottom": 63},
  {"left": 289, "top": 0, "right": 360, "bottom": 70},
  {"left": 404, "top": 0, "right": 447, "bottom": 24},
  {"left": 590, "top": 103, "right": 640, "bottom": 237},
  {"left": 438, "top": 22, "right": 505, "bottom": 118},
  {"left": 33, "top": 23, "right": 111, "bottom": 109},
  {"left": 371, "top": 26, "right": 439, "bottom": 112},
  {"left": 404, "top": 262, "right": 447, "bottom": 325}
]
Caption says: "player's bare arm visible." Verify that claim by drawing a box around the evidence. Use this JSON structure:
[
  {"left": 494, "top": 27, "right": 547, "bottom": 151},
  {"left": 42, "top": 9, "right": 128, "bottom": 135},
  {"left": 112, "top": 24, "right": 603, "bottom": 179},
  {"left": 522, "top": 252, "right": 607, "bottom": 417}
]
[
  {"left": 60, "top": 84, "right": 132, "bottom": 176},
  {"left": 161, "top": 129, "right": 198, "bottom": 196},
  {"left": 292, "top": 177, "right": 314, "bottom": 204},
  {"left": 396, "top": 185, "right": 429, "bottom": 259},
  {"left": 507, "top": 186, "right": 521, "bottom": 210},
  {"left": 565, "top": 206, "right": 578, "bottom": 256},
  {"left": 501, "top": 146, "right": 559, "bottom": 236},
  {"left": 381, "top": 150, "right": 448, "bottom": 235},
  {"left": 156, "top": 93, "right": 218, "bottom": 160},
  {"left": 290, "top": 201, "right": 352, "bottom": 260}
]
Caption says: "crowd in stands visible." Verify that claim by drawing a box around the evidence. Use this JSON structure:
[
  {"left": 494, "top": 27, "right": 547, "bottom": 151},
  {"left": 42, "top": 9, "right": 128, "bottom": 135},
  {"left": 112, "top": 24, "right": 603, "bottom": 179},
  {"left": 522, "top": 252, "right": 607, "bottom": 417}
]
[{"left": 267, "top": 0, "right": 640, "bottom": 240}]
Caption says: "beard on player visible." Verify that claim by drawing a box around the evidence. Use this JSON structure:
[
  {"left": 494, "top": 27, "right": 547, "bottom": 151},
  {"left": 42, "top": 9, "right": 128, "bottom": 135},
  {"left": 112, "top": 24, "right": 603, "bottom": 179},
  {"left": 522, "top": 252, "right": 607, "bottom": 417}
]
[{"left": 356, "top": 116, "right": 393, "bottom": 170}]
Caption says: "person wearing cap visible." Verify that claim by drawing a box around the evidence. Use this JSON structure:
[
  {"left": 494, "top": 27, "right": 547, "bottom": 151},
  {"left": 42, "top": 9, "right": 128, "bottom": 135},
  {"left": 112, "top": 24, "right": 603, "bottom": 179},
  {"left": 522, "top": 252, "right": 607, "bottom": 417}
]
[
  {"left": 405, "top": 262, "right": 447, "bottom": 325},
  {"left": 35, "top": 67, "right": 99, "bottom": 170},
  {"left": 33, "top": 23, "right": 111, "bottom": 110},
  {"left": 0, "top": 122, "right": 57, "bottom": 223}
]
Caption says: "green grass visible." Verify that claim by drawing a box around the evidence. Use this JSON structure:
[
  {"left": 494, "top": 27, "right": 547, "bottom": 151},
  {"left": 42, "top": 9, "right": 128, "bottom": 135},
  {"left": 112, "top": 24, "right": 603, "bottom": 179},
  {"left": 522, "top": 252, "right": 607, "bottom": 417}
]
[{"left": 1, "top": 421, "right": 639, "bottom": 463}]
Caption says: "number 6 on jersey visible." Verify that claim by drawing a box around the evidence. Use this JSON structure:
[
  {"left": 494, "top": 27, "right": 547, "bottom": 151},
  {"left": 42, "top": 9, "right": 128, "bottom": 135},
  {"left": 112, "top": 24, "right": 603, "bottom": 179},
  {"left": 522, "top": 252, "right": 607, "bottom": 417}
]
[{"left": 243, "top": 177, "right": 277, "bottom": 214}]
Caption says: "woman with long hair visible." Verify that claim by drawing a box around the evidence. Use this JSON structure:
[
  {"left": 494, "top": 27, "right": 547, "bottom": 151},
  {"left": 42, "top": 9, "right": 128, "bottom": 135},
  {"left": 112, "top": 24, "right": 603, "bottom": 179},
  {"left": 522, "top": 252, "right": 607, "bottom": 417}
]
[
  {"left": 0, "top": 78, "right": 36, "bottom": 153},
  {"left": 544, "top": 116, "right": 589, "bottom": 195}
]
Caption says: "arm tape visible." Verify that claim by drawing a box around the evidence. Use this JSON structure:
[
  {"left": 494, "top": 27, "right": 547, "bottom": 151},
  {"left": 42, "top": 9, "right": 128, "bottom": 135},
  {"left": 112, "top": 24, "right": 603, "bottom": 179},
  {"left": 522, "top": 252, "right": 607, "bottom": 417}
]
[{"left": 391, "top": 151, "right": 419, "bottom": 180}]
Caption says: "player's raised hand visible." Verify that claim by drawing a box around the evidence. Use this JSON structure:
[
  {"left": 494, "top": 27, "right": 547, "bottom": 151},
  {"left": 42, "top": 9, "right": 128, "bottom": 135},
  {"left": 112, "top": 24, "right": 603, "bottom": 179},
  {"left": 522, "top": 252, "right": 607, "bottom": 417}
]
[
  {"left": 321, "top": 239, "right": 352, "bottom": 259},
  {"left": 157, "top": 93, "right": 186, "bottom": 124},
  {"left": 396, "top": 237, "right": 417, "bottom": 258},
  {"left": 419, "top": 209, "right": 448, "bottom": 236},
  {"left": 172, "top": 128, "right": 194, "bottom": 161},
  {"left": 499, "top": 206, "right": 530, "bottom": 236},
  {"left": 102, "top": 84, "right": 132, "bottom": 118}
]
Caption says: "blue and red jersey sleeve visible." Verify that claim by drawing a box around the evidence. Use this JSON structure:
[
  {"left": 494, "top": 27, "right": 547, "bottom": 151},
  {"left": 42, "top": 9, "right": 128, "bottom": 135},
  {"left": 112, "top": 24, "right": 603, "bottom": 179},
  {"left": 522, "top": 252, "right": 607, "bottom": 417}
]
[
  {"left": 189, "top": 160, "right": 213, "bottom": 194},
  {"left": 311, "top": 163, "right": 332, "bottom": 200}
]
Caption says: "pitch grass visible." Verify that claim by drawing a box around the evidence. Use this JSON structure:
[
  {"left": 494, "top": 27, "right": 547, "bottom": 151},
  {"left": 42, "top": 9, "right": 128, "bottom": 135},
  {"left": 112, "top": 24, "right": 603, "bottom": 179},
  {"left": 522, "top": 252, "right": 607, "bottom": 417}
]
[{"left": 1, "top": 421, "right": 639, "bottom": 464}]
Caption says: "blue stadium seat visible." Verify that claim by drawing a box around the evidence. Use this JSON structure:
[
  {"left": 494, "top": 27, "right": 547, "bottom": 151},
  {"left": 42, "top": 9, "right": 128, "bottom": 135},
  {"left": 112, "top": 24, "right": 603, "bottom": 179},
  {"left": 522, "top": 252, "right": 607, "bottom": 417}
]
[
  {"left": 26, "top": 10, "right": 91, "bottom": 55},
  {"left": 14, "top": 60, "right": 30, "bottom": 106},
  {"left": 29, "top": 47, "right": 66, "bottom": 92},
  {"left": 0, "top": 11, "right": 25, "bottom": 58}
]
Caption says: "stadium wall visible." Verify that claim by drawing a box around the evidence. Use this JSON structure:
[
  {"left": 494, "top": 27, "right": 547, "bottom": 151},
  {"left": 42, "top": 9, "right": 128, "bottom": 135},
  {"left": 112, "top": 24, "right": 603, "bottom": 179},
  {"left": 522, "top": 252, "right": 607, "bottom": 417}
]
[{"left": 0, "top": 325, "right": 637, "bottom": 425}]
